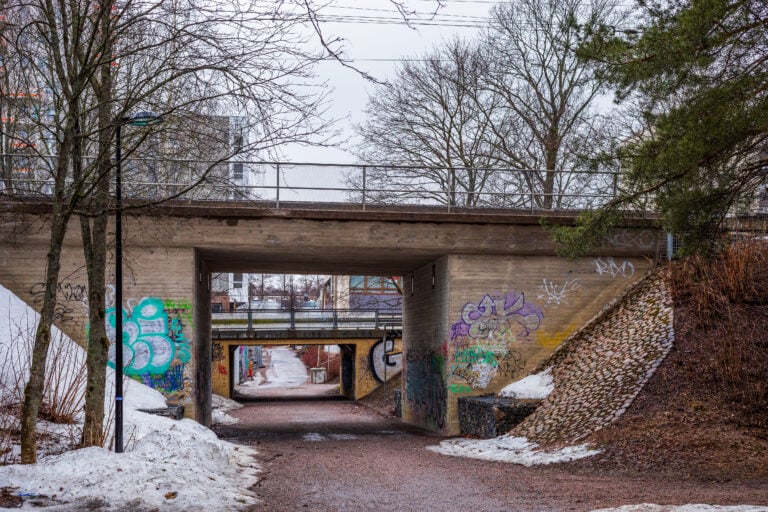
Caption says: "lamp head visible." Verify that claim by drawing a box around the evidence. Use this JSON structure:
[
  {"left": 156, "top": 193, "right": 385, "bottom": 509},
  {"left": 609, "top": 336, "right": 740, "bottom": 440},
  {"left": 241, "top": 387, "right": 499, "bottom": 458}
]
[{"left": 124, "top": 110, "right": 162, "bottom": 127}]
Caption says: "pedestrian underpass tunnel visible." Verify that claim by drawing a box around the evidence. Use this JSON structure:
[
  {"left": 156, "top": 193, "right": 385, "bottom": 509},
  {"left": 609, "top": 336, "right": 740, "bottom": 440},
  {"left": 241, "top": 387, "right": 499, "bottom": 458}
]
[
  {"left": 196, "top": 245, "right": 658, "bottom": 436},
  {"left": 0, "top": 207, "right": 661, "bottom": 437},
  {"left": 212, "top": 339, "right": 403, "bottom": 403}
]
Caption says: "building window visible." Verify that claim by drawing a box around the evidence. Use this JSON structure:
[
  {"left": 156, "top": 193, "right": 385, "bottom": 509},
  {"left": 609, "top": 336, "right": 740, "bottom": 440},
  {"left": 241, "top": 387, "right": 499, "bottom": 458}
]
[
  {"left": 233, "top": 162, "right": 243, "bottom": 180},
  {"left": 350, "top": 276, "right": 401, "bottom": 293},
  {"left": 233, "top": 273, "right": 243, "bottom": 289}
]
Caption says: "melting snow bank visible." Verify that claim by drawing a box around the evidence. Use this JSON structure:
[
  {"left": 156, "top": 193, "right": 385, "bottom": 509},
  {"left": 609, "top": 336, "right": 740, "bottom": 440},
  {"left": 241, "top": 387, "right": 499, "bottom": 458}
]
[
  {"left": 0, "top": 411, "right": 260, "bottom": 511},
  {"left": 592, "top": 506, "right": 768, "bottom": 512},
  {"left": 499, "top": 368, "right": 553, "bottom": 399},
  {"left": 212, "top": 393, "right": 243, "bottom": 426},
  {"left": 427, "top": 434, "right": 599, "bottom": 466}
]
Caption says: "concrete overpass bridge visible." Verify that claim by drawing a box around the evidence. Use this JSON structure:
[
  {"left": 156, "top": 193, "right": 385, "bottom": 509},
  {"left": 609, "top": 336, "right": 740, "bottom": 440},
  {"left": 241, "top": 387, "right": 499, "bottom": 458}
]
[{"left": 0, "top": 193, "right": 662, "bottom": 435}]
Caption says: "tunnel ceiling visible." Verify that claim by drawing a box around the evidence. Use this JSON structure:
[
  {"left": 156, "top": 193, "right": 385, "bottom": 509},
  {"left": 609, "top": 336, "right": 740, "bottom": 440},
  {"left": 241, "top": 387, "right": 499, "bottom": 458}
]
[{"left": 198, "top": 247, "right": 442, "bottom": 275}]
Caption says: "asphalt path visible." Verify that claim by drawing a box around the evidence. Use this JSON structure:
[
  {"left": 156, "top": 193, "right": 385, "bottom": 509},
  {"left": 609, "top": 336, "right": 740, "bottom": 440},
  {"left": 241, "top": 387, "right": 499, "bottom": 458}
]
[{"left": 215, "top": 399, "right": 768, "bottom": 512}]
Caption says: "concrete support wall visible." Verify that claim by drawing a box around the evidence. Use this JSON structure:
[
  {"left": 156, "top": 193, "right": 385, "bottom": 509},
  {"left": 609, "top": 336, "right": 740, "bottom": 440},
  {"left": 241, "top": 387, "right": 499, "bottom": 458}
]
[
  {"left": 194, "top": 253, "right": 212, "bottom": 425},
  {"left": 402, "top": 254, "right": 651, "bottom": 435},
  {"left": 0, "top": 209, "right": 660, "bottom": 433},
  {"left": 402, "top": 257, "right": 451, "bottom": 432}
]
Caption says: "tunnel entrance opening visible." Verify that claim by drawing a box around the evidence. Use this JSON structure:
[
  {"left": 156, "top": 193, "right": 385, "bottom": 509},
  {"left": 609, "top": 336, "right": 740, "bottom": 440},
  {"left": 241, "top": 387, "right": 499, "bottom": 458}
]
[
  {"left": 230, "top": 344, "right": 343, "bottom": 402},
  {"left": 208, "top": 272, "right": 404, "bottom": 423}
]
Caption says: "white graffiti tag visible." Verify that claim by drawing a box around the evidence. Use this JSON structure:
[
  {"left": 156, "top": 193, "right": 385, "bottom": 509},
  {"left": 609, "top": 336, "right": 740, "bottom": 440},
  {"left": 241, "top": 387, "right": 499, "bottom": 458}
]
[
  {"left": 593, "top": 257, "right": 635, "bottom": 278},
  {"left": 537, "top": 279, "right": 581, "bottom": 306}
]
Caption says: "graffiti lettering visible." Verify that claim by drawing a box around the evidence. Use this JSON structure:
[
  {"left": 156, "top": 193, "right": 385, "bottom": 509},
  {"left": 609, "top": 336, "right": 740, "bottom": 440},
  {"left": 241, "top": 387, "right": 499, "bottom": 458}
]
[
  {"left": 370, "top": 338, "right": 403, "bottom": 383},
  {"left": 106, "top": 297, "right": 192, "bottom": 378},
  {"left": 537, "top": 278, "right": 581, "bottom": 306},
  {"left": 593, "top": 257, "right": 635, "bottom": 278},
  {"left": 29, "top": 279, "right": 89, "bottom": 320},
  {"left": 212, "top": 343, "right": 225, "bottom": 363},
  {"left": 449, "top": 291, "right": 542, "bottom": 390},
  {"left": 140, "top": 364, "right": 187, "bottom": 393},
  {"left": 609, "top": 231, "right": 657, "bottom": 250}
]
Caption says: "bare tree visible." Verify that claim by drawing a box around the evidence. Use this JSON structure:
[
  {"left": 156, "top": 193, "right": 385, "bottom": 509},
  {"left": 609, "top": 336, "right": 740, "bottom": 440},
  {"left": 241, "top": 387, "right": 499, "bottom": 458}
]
[
  {"left": 355, "top": 39, "right": 502, "bottom": 207},
  {"left": 479, "top": 0, "right": 621, "bottom": 209},
  {"left": 7, "top": 0, "right": 338, "bottom": 461}
]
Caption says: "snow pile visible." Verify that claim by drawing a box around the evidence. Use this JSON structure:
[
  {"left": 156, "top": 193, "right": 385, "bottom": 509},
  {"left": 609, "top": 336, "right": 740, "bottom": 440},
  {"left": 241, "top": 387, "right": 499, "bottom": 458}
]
[
  {"left": 0, "top": 284, "right": 261, "bottom": 510},
  {"left": 0, "top": 413, "right": 259, "bottom": 511},
  {"left": 499, "top": 368, "right": 553, "bottom": 399},
  {"left": 212, "top": 393, "right": 242, "bottom": 426},
  {"left": 0, "top": 283, "right": 165, "bottom": 422},
  {"left": 427, "top": 434, "right": 599, "bottom": 466},
  {"left": 592, "top": 506, "right": 768, "bottom": 512}
]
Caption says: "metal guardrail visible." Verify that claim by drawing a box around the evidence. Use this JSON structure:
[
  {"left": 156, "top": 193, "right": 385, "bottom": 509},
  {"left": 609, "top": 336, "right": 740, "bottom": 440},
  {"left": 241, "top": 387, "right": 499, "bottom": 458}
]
[
  {"left": 212, "top": 308, "right": 402, "bottom": 332},
  {"left": 0, "top": 156, "right": 627, "bottom": 213}
]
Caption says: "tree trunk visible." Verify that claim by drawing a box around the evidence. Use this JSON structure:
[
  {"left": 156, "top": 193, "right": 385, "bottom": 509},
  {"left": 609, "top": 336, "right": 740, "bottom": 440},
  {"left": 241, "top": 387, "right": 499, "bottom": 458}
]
[
  {"left": 81, "top": 0, "right": 114, "bottom": 448},
  {"left": 79, "top": 212, "right": 109, "bottom": 447},
  {"left": 19, "top": 203, "right": 70, "bottom": 463}
]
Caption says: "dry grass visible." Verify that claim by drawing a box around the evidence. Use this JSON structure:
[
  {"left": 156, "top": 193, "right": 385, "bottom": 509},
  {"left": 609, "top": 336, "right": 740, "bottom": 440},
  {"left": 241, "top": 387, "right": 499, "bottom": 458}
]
[
  {"left": 670, "top": 238, "right": 768, "bottom": 421},
  {"left": 0, "top": 311, "right": 88, "bottom": 464}
]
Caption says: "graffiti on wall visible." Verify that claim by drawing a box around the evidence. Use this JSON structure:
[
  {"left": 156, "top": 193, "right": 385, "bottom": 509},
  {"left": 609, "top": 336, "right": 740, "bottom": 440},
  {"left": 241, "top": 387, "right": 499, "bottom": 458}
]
[
  {"left": 537, "top": 278, "right": 581, "bottom": 306},
  {"left": 370, "top": 337, "right": 403, "bottom": 382},
  {"left": 609, "top": 231, "right": 657, "bottom": 250},
  {"left": 593, "top": 257, "right": 635, "bottom": 279},
  {"left": 449, "top": 291, "right": 543, "bottom": 390},
  {"left": 405, "top": 346, "right": 447, "bottom": 431},
  {"left": 106, "top": 297, "right": 192, "bottom": 392},
  {"left": 30, "top": 278, "right": 89, "bottom": 322}
]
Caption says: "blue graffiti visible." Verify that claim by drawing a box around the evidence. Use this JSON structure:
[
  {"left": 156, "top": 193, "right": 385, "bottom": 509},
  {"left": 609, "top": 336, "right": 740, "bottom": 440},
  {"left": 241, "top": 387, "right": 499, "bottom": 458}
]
[
  {"left": 140, "top": 364, "right": 186, "bottom": 393},
  {"left": 107, "top": 297, "right": 189, "bottom": 376}
]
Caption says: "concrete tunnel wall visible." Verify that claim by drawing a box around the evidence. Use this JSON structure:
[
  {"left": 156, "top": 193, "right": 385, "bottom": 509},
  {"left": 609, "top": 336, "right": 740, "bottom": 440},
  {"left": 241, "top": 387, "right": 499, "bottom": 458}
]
[
  {"left": 403, "top": 254, "right": 652, "bottom": 435},
  {"left": 0, "top": 231, "right": 200, "bottom": 419}
]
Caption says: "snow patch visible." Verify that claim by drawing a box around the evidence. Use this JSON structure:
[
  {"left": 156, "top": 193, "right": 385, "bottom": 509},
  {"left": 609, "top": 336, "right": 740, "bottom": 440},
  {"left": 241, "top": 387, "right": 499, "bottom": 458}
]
[
  {"left": 0, "top": 284, "right": 260, "bottom": 510},
  {"left": 499, "top": 368, "right": 553, "bottom": 399},
  {"left": 211, "top": 394, "right": 242, "bottom": 425},
  {"left": 427, "top": 434, "right": 599, "bottom": 466},
  {"left": 0, "top": 415, "right": 260, "bottom": 511},
  {"left": 257, "top": 348, "right": 308, "bottom": 389}
]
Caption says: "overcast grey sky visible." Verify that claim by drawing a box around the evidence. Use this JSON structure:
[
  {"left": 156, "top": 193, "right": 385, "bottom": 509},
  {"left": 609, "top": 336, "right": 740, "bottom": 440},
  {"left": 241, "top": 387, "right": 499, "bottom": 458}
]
[{"left": 280, "top": 0, "right": 495, "bottom": 164}]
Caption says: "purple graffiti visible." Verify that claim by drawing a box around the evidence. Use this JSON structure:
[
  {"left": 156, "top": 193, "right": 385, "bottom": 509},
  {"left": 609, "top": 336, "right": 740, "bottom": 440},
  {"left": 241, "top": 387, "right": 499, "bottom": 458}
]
[
  {"left": 448, "top": 291, "right": 543, "bottom": 389},
  {"left": 451, "top": 291, "right": 543, "bottom": 341}
]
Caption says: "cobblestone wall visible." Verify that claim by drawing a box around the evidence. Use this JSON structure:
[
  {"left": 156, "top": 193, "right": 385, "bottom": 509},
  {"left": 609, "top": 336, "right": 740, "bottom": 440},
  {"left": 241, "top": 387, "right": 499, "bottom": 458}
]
[{"left": 511, "top": 269, "right": 674, "bottom": 445}]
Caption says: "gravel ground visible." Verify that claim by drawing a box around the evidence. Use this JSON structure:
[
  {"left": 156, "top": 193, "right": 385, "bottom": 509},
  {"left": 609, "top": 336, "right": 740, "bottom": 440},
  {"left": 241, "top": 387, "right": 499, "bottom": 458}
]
[{"left": 214, "top": 399, "right": 768, "bottom": 512}]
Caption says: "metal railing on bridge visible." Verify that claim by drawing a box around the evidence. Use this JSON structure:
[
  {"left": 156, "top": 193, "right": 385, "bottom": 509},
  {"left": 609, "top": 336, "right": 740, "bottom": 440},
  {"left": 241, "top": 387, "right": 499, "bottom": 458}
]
[
  {"left": 0, "top": 155, "right": 633, "bottom": 213},
  {"left": 211, "top": 308, "right": 402, "bottom": 338}
]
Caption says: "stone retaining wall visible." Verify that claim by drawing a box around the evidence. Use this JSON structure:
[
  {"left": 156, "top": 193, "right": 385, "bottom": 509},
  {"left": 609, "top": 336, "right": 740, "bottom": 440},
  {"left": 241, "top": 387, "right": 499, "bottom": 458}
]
[
  {"left": 458, "top": 397, "right": 540, "bottom": 438},
  {"left": 510, "top": 269, "right": 674, "bottom": 445}
]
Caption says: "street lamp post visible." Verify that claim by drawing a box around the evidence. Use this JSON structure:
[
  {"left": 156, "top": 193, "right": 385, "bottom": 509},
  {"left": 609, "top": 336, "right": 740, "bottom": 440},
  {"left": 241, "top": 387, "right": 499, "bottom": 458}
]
[{"left": 114, "top": 110, "right": 162, "bottom": 454}]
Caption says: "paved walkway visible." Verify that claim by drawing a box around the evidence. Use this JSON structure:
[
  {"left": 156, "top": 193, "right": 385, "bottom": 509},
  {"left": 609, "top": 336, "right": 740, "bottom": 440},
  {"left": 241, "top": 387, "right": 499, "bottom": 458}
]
[
  {"left": 214, "top": 400, "right": 768, "bottom": 512},
  {"left": 235, "top": 347, "right": 340, "bottom": 401}
]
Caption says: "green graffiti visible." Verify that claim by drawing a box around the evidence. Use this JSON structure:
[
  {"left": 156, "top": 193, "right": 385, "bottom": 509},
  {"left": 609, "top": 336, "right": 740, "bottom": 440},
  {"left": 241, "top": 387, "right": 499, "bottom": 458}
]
[
  {"left": 453, "top": 347, "right": 499, "bottom": 367},
  {"left": 163, "top": 299, "right": 192, "bottom": 311},
  {"left": 448, "top": 384, "right": 473, "bottom": 394}
]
